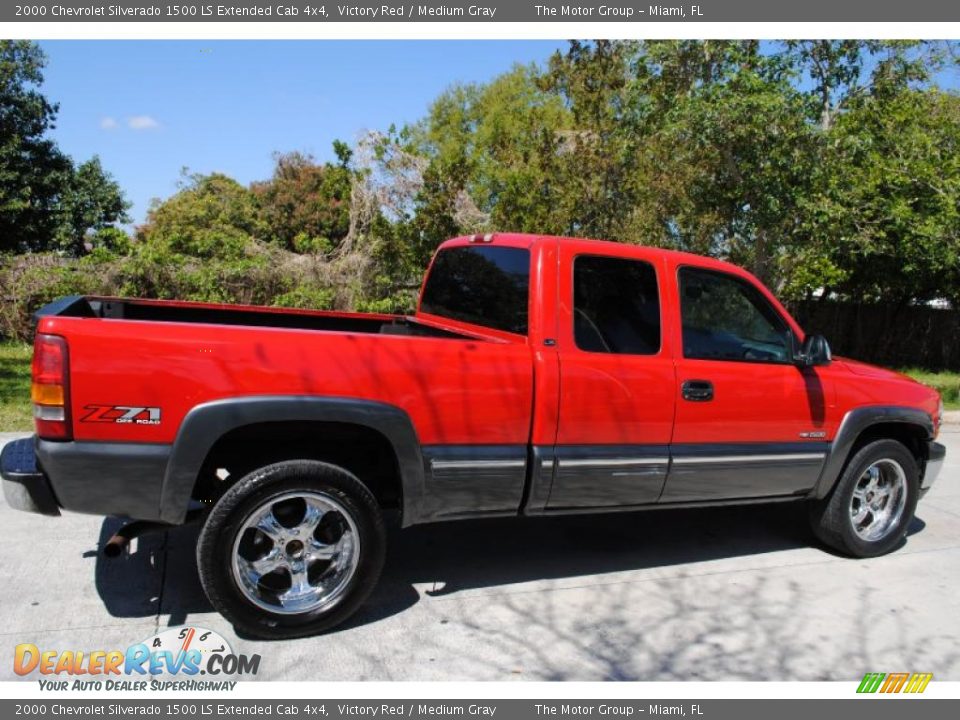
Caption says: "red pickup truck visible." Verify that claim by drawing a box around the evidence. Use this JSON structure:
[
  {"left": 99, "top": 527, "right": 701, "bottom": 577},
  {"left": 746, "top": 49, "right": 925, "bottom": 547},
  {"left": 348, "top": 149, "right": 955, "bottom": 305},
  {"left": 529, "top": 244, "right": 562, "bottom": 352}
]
[{"left": 1, "top": 233, "right": 946, "bottom": 637}]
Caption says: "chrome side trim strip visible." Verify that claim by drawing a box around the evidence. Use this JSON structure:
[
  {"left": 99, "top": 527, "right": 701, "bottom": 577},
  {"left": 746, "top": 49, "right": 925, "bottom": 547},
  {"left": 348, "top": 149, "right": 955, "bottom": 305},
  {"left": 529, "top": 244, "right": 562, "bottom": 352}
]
[
  {"left": 611, "top": 470, "right": 667, "bottom": 477},
  {"left": 559, "top": 457, "right": 669, "bottom": 468},
  {"left": 430, "top": 459, "right": 527, "bottom": 470},
  {"left": 672, "top": 453, "right": 826, "bottom": 465}
]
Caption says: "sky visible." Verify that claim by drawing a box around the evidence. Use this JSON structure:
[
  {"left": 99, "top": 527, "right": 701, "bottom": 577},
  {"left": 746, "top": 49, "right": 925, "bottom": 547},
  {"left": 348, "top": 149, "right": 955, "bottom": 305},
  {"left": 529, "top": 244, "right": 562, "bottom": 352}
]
[
  {"left": 38, "top": 41, "right": 566, "bottom": 225},
  {"left": 35, "top": 40, "right": 960, "bottom": 227}
]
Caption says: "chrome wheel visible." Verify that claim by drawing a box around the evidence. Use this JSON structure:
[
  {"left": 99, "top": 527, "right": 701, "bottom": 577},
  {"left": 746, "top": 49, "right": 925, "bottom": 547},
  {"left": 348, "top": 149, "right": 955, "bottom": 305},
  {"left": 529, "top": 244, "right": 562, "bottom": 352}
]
[
  {"left": 849, "top": 459, "right": 907, "bottom": 542},
  {"left": 231, "top": 492, "right": 360, "bottom": 615}
]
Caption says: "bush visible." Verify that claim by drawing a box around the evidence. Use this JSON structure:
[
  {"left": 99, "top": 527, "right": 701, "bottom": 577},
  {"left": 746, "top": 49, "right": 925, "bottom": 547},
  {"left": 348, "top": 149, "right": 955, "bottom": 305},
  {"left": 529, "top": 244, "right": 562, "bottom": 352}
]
[
  {"left": 0, "top": 253, "right": 115, "bottom": 339},
  {"left": 273, "top": 286, "right": 335, "bottom": 310},
  {"left": 0, "top": 239, "right": 409, "bottom": 340}
]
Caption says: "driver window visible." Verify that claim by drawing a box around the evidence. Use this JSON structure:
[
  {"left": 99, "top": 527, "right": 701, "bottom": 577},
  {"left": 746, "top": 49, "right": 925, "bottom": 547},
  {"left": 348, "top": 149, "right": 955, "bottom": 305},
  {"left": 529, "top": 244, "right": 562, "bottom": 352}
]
[{"left": 679, "top": 267, "right": 791, "bottom": 363}]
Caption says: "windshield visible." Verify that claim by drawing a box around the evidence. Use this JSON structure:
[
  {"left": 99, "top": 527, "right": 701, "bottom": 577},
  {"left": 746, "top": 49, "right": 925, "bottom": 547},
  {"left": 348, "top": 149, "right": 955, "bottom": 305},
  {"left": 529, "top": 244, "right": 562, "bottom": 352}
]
[{"left": 419, "top": 245, "right": 530, "bottom": 335}]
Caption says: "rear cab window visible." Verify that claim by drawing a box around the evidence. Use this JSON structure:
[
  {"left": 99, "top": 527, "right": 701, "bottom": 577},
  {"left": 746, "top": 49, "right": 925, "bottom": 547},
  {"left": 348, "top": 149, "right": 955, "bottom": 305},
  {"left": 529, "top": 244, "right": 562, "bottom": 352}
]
[
  {"left": 573, "top": 254, "right": 661, "bottom": 355},
  {"left": 420, "top": 245, "right": 530, "bottom": 335}
]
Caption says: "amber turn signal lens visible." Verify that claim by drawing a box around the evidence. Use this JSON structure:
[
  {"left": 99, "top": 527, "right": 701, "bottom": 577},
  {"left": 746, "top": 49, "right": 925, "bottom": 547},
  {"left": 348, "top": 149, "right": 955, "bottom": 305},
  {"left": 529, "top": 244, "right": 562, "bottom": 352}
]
[{"left": 31, "top": 382, "right": 65, "bottom": 406}]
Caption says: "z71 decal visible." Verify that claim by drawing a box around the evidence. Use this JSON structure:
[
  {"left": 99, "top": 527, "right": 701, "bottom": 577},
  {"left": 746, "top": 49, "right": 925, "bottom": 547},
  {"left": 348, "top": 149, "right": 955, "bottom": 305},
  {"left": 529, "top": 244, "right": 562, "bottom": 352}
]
[{"left": 81, "top": 405, "right": 161, "bottom": 425}]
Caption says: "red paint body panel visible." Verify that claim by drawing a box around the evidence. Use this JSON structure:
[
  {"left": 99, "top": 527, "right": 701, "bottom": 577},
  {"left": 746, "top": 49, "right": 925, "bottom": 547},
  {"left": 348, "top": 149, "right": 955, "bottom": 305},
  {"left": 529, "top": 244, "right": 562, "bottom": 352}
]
[
  {"left": 36, "top": 232, "right": 940, "bottom": 454},
  {"left": 553, "top": 241, "right": 677, "bottom": 446},
  {"left": 670, "top": 359, "right": 837, "bottom": 443},
  {"left": 40, "top": 315, "right": 533, "bottom": 447}
]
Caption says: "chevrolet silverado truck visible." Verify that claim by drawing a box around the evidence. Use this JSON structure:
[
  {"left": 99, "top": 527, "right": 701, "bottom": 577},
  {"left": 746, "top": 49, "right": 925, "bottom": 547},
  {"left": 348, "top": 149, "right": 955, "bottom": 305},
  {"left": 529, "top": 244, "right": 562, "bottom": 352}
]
[{"left": 1, "top": 233, "right": 947, "bottom": 638}]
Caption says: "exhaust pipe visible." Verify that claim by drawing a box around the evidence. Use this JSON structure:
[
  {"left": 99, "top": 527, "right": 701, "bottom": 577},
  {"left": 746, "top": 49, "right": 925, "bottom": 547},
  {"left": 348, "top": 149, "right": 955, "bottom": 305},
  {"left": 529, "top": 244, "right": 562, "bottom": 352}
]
[
  {"left": 102, "top": 510, "right": 207, "bottom": 558},
  {"left": 103, "top": 521, "right": 167, "bottom": 557}
]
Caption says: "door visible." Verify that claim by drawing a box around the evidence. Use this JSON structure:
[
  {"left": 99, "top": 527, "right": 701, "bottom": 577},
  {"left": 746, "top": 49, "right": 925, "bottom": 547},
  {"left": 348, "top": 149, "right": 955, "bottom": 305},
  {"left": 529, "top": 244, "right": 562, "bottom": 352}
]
[
  {"left": 546, "top": 248, "right": 677, "bottom": 510},
  {"left": 663, "top": 265, "right": 833, "bottom": 502}
]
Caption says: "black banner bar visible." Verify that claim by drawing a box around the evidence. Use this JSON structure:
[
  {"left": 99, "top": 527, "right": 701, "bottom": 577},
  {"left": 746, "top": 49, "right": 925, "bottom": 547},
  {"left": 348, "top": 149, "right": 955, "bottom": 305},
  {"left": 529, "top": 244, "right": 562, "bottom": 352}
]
[{"left": 4, "top": 1, "right": 960, "bottom": 23}]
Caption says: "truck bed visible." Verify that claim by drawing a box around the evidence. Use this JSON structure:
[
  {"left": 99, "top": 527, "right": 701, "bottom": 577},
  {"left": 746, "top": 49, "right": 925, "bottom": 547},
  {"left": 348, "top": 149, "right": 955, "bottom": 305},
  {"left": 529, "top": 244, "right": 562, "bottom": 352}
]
[
  {"left": 40, "top": 295, "right": 467, "bottom": 338},
  {"left": 34, "top": 294, "right": 535, "bottom": 451}
]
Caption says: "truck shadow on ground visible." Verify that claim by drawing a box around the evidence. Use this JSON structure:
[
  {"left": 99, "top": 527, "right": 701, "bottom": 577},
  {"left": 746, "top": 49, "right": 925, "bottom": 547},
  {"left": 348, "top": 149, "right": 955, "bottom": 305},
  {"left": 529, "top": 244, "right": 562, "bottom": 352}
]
[{"left": 91, "top": 503, "right": 926, "bottom": 634}]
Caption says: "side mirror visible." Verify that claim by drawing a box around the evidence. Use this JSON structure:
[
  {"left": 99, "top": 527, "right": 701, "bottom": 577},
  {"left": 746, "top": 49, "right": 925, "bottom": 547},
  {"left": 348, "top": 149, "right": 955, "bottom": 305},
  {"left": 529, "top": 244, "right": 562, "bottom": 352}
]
[{"left": 796, "top": 334, "right": 832, "bottom": 368}]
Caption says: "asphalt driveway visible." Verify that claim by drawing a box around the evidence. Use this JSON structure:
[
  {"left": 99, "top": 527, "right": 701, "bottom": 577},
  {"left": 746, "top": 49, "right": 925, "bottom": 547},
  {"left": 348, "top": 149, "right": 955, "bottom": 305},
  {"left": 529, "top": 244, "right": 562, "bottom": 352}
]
[{"left": 1, "top": 429, "right": 958, "bottom": 681}]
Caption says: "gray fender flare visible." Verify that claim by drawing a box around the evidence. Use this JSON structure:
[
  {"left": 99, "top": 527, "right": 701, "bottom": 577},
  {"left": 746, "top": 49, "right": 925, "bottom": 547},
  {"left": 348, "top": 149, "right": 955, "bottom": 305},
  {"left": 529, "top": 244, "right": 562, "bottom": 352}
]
[
  {"left": 158, "top": 396, "right": 427, "bottom": 525},
  {"left": 812, "top": 405, "right": 934, "bottom": 499}
]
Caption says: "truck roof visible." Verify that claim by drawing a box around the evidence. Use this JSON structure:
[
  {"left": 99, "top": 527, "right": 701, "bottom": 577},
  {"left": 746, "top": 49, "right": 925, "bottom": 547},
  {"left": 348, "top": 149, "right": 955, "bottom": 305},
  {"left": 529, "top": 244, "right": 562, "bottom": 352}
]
[{"left": 439, "top": 232, "right": 756, "bottom": 278}]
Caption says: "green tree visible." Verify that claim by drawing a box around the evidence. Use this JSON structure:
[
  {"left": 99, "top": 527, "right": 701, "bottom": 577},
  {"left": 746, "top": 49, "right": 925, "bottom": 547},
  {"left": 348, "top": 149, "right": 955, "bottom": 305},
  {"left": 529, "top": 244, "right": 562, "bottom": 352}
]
[
  {"left": 798, "top": 87, "right": 960, "bottom": 305},
  {"left": 137, "top": 172, "right": 264, "bottom": 259},
  {"left": 624, "top": 41, "right": 816, "bottom": 287},
  {"left": 415, "top": 65, "right": 570, "bottom": 235},
  {"left": 252, "top": 150, "right": 353, "bottom": 255},
  {"left": 785, "top": 40, "right": 872, "bottom": 130},
  {"left": 55, "top": 156, "right": 130, "bottom": 256},
  {"left": 541, "top": 41, "right": 639, "bottom": 240},
  {"left": 0, "top": 41, "right": 71, "bottom": 253}
]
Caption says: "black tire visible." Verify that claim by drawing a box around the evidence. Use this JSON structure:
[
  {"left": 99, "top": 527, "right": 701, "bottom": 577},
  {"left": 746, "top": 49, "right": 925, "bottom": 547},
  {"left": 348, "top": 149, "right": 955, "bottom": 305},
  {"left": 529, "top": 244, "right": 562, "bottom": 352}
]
[
  {"left": 808, "top": 439, "right": 919, "bottom": 558},
  {"left": 196, "top": 460, "right": 386, "bottom": 639}
]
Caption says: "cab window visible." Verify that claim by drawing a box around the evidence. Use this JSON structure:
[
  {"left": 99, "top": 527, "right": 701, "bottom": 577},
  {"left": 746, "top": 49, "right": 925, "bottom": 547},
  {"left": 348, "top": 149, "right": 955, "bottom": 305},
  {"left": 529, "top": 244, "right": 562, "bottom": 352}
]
[
  {"left": 679, "top": 267, "right": 792, "bottom": 363},
  {"left": 420, "top": 245, "right": 530, "bottom": 335},
  {"left": 573, "top": 255, "right": 661, "bottom": 355}
]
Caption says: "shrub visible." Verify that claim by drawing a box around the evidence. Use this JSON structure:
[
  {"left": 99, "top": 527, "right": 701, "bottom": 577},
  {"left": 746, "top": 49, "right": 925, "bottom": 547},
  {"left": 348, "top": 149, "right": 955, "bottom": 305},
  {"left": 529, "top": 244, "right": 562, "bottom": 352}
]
[
  {"left": 0, "top": 253, "right": 116, "bottom": 340},
  {"left": 273, "top": 286, "right": 336, "bottom": 310},
  {"left": 0, "top": 240, "right": 404, "bottom": 340}
]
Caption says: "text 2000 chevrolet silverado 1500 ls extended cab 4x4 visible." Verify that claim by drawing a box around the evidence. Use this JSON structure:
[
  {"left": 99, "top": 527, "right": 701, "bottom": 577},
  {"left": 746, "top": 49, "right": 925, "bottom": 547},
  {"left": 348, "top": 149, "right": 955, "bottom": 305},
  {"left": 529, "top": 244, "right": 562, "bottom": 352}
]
[{"left": 1, "top": 234, "right": 947, "bottom": 637}]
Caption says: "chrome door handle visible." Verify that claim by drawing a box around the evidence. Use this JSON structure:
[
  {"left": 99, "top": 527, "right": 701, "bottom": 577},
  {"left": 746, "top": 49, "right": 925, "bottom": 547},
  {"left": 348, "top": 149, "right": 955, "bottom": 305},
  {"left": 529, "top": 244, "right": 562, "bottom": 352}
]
[{"left": 682, "top": 380, "right": 714, "bottom": 402}]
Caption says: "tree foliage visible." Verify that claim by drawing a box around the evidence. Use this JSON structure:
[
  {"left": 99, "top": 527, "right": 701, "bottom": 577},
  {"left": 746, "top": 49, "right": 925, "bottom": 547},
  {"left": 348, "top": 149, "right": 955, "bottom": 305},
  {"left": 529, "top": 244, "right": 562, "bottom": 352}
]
[
  {"left": 3, "top": 39, "right": 960, "bottom": 341},
  {"left": 56, "top": 156, "right": 130, "bottom": 256},
  {"left": 137, "top": 172, "right": 264, "bottom": 260},
  {"left": 251, "top": 150, "right": 352, "bottom": 255},
  {"left": 0, "top": 41, "right": 129, "bottom": 256},
  {"left": 388, "top": 39, "right": 960, "bottom": 305},
  {"left": 801, "top": 87, "right": 960, "bottom": 304},
  {"left": 0, "top": 41, "right": 71, "bottom": 253}
]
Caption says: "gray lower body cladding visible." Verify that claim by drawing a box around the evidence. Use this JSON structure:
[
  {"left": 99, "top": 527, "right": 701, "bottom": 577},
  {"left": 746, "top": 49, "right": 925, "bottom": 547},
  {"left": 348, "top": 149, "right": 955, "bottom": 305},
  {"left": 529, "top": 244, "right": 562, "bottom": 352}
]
[
  {"left": 420, "top": 442, "right": 831, "bottom": 521},
  {"left": 35, "top": 438, "right": 170, "bottom": 521},
  {"left": 923, "top": 441, "right": 946, "bottom": 491},
  {"left": 420, "top": 445, "right": 528, "bottom": 521},
  {"left": 661, "top": 443, "right": 828, "bottom": 503},
  {"left": 3, "top": 434, "right": 942, "bottom": 524}
]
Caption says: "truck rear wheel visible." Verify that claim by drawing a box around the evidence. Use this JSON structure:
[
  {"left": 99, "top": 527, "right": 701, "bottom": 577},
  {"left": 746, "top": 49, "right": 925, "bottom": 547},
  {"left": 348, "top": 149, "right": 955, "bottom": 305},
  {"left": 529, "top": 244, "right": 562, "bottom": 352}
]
[
  {"left": 808, "top": 439, "right": 919, "bottom": 558},
  {"left": 196, "top": 460, "right": 385, "bottom": 638}
]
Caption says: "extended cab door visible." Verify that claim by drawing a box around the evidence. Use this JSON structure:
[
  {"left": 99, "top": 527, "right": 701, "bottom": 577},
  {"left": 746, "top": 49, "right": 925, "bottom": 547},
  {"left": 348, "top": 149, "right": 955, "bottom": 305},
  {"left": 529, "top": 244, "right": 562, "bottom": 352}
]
[
  {"left": 663, "top": 264, "right": 833, "bottom": 502},
  {"left": 543, "top": 244, "right": 677, "bottom": 510}
]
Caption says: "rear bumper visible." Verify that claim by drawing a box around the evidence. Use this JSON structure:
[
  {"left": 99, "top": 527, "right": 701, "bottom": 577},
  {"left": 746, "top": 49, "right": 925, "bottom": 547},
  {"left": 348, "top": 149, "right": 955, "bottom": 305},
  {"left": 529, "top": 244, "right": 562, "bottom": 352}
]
[
  {"left": 1, "top": 435, "right": 170, "bottom": 521},
  {"left": 1, "top": 438, "right": 60, "bottom": 516},
  {"left": 923, "top": 441, "right": 946, "bottom": 491}
]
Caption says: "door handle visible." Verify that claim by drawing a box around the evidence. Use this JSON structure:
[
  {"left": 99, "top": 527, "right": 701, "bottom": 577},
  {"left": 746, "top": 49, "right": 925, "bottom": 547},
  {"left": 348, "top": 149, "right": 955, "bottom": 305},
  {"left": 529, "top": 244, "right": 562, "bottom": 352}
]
[{"left": 682, "top": 379, "right": 714, "bottom": 402}]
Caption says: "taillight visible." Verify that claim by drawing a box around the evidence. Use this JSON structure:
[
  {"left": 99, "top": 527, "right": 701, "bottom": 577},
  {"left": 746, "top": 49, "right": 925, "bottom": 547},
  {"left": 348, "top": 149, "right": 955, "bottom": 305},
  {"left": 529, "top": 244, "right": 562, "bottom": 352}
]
[{"left": 32, "top": 333, "right": 72, "bottom": 440}]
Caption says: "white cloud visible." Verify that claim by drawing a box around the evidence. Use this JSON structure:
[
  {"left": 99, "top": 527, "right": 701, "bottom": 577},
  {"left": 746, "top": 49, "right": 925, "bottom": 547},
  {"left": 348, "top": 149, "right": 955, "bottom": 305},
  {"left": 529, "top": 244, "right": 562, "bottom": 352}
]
[
  {"left": 100, "top": 116, "right": 118, "bottom": 130},
  {"left": 127, "top": 115, "right": 160, "bottom": 130}
]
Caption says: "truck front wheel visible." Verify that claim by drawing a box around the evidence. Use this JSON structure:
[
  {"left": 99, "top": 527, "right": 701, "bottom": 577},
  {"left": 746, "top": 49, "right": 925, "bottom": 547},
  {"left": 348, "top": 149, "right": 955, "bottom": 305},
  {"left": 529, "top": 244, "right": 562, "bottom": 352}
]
[
  {"left": 808, "top": 439, "right": 919, "bottom": 558},
  {"left": 196, "top": 460, "right": 386, "bottom": 638}
]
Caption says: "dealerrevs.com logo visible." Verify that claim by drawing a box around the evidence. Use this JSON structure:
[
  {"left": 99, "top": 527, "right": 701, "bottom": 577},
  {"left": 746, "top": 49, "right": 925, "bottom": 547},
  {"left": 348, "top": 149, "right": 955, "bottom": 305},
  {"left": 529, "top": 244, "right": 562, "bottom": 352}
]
[{"left": 14, "top": 627, "right": 260, "bottom": 691}]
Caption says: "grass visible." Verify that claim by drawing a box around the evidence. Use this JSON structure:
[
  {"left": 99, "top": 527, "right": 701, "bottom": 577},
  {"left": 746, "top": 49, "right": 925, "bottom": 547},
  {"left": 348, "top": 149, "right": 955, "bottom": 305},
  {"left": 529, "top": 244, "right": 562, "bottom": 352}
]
[
  {"left": 0, "top": 339, "right": 956, "bottom": 433},
  {"left": 0, "top": 341, "right": 33, "bottom": 431},
  {"left": 900, "top": 368, "right": 960, "bottom": 411}
]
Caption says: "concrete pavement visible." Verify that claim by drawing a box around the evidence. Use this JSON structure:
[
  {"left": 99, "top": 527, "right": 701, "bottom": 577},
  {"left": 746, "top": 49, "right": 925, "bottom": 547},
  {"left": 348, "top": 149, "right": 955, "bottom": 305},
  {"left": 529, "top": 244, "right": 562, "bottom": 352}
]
[{"left": 0, "top": 429, "right": 957, "bottom": 681}]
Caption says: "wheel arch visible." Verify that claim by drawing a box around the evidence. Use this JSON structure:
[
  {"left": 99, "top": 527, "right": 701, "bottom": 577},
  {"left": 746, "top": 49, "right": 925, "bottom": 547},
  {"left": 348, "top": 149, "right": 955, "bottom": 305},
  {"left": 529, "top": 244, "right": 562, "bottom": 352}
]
[
  {"left": 159, "top": 396, "right": 428, "bottom": 526},
  {"left": 813, "top": 405, "right": 934, "bottom": 499}
]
